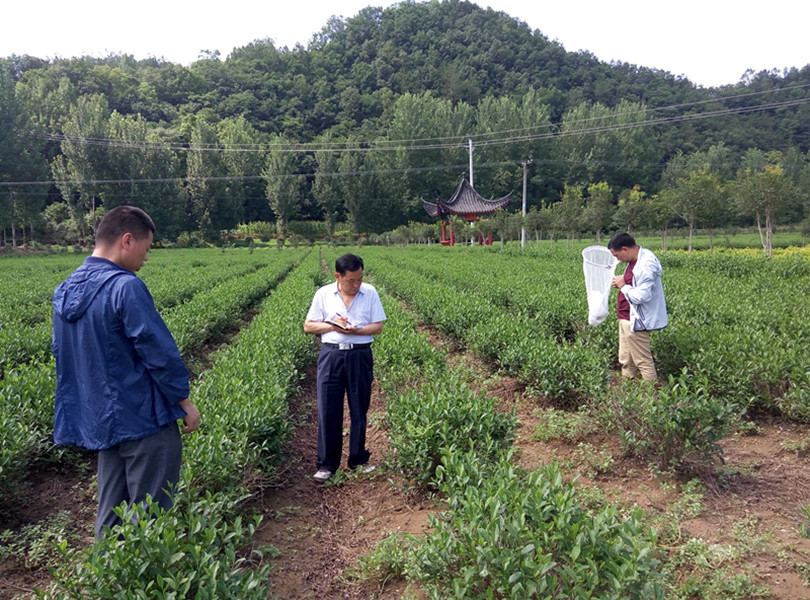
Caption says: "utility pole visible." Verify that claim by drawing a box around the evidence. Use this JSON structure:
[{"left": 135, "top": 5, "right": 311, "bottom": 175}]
[
  {"left": 468, "top": 138, "right": 474, "bottom": 188},
  {"left": 521, "top": 158, "right": 533, "bottom": 248}
]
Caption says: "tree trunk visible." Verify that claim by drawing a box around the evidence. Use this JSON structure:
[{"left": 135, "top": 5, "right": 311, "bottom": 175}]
[
  {"left": 756, "top": 213, "right": 766, "bottom": 251},
  {"left": 765, "top": 212, "right": 774, "bottom": 257},
  {"left": 688, "top": 220, "right": 695, "bottom": 256},
  {"left": 9, "top": 190, "right": 16, "bottom": 248}
]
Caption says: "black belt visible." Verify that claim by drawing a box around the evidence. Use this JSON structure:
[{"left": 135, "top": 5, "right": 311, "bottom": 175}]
[{"left": 322, "top": 342, "right": 372, "bottom": 351}]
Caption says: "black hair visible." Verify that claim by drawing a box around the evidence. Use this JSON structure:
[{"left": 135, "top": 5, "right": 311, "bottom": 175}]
[
  {"left": 607, "top": 232, "right": 636, "bottom": 251},
  {"left": 335, "top": 253, "right": 364, "bottom": 275},
  {"left": 95, "top": 206, "right": 155, "bottom": 245}
]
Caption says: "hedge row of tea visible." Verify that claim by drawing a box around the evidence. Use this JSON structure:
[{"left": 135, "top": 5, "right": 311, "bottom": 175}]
[
  {"left": 365, "top": 245, "right": 614, "bottom": 404},
  {"left": 655, "top": 249, "right": 810, "bottom": 419},
  {"left": 0, "top": 249, "right": 305, "bottom": 506},
  {"left": 365, "top": 245, "right": 810, "bottom": 421},
  {"left": 354, "top": 262, "right": 665, "bottom": 598},
  {"left": 37, "top": 252, "right": 322, "bottom": 599},
  {"left": 357, "top": 244, "right": 810, "bottom": 597},
  {"left": 0, "top": 250, "right": 285, "bottom": 376},
  {"left": 3, "top": 244, "right": 808, "bottom": 597}
]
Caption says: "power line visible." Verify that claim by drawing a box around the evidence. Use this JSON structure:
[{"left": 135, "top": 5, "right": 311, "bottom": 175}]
[
  {"left": 3, "top": 85, "right": 809, "bottom": 188},
  {"left": 37, "top": 82, "right": 810, "bottom": 153}
]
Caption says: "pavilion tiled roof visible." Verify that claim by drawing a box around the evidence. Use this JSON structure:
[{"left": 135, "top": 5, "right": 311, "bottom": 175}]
[{"left": 423, "top": 177, "right": 511, "bottom": 218}]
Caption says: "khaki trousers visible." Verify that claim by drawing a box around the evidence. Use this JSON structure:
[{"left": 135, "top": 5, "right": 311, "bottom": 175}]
[{"left": 618, "top": 319, "right": 657, "bottom": 381}]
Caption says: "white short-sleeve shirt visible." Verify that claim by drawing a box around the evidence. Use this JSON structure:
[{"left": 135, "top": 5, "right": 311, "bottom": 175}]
[{"left": 306, "top": 282, "right": 386, "bottom": 344}]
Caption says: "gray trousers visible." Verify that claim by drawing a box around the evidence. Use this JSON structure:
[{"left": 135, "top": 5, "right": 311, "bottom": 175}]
[{"left": 95, "top": 424, "right": 182, "bottom": 539}]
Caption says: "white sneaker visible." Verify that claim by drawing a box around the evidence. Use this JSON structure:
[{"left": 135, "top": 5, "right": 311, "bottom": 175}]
[
  {"left": 313, "top": 469, "right": 332, "bottom": 482},
  {"left": 354, "top": 464, "right": 376, "bottom": 474}
]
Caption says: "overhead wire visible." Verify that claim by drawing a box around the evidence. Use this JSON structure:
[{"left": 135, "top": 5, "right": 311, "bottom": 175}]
[
  {"left": 38, "top": 82, "right": 810, "bottom": 153},
  {"left": 3, "top": 83, "right": 809, "bottom": 188}
]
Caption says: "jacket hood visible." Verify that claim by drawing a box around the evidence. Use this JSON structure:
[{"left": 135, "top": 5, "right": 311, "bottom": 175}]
[{"left": 54, "top": 257, "right": 131, "bottom": 323}]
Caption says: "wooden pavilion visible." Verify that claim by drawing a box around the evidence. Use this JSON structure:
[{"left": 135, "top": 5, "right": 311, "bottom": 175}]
[{"left": 422, "top": 177, "right": 512, "bottom": 245}]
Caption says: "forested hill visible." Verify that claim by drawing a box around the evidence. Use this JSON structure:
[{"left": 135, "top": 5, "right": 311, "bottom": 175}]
[
  {"left": 6, "top": 0, "right": 807, "bottom": 144},
  {"left": 2, "top": 0, "right": 810, "bottom": 242}
]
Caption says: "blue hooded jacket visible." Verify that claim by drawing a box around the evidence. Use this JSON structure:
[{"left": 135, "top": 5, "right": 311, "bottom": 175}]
[{"left": 52, "top": 257, "right": 189, "bottom": 450}]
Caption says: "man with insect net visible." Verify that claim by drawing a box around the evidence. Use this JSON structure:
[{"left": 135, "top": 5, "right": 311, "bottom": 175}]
[{"left": 608, "top": 232, "right": 668, "bottom": 381}]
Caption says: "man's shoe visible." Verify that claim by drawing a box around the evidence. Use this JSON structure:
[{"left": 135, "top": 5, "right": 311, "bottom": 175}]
[
  {"left": 313, "top": 469, "right": 332, "bottom": 482},
  {"left": 353, "top": 464, "right": 376, "bottom": 474}
]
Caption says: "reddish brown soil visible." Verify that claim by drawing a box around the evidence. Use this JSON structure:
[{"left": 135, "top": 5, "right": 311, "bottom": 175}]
[
  {"left": 4, "top": 337, "right": 810, "bottom": 600},
  {"left": 250, "top": 368, "right": 433, "bottom": 600},
  {"left": 508, "top": 394, "right": 810, "bottom": 600}
]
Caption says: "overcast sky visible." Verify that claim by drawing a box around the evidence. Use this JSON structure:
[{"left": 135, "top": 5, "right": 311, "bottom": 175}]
[{"left": 2, "top": 0, "right": 808, "bottom": 88}]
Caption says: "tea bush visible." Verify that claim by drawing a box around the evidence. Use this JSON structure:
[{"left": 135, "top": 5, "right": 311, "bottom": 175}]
[
  {"left": 165, "top": 252, "right": 305, "bottom": 355},
  {"left": 0, "top": 358, "right": 57, "bottom": 501},
  {"left": 0, "top": 250, "right": 310, "bottom": 505},
  {"left": 367, "top": 249, "right": 613, "bottom": 406},
  {"left": 398, "top": 450, "right": 663, "bottom": 599},
  {"left": 38, "top": 487, "right": 270, "bottom": 600},
  {"left": 370, "top": 293, "right": 446, "bottom": 391},
  {"left": 384, "top": 375, "right": 517, "bottom": 488},
  {"left": 369, "top": 245, "right": 810, "bottom": 424},
  {"left": 184, "top": 251, "right": 319, "bottom": 493},
  {"left": 603, "top": 371, "right": 744, "bottom": 469},
  {"left": 2, "top": 249, "right": 318, "bottom": 597}
]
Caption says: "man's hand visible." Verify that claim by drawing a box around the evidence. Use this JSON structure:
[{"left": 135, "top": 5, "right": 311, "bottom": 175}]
[
  {"left": 178, "top": 398, "right": 200, "bottom": 434},
  {"left": 612, "top": 275, "right": 625, "bottom": 289}
]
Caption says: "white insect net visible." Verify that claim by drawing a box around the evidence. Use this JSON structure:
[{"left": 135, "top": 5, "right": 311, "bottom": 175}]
[{"left": 582, "top": 245, "right": 618, "bottom": 327}]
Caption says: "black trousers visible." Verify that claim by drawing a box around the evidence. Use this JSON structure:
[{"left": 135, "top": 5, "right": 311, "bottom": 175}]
[{"left": 316, "top": 345, "right": 373, "bottom": 471}]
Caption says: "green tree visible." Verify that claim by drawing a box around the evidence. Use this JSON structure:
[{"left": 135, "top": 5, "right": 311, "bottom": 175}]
[
  {"left": 313, "top": 139, "right": 343, "bottom": 236},
  {"left": 648, "top": 190, "right": 677, "bottom": 251},
  {"left": 669, "top": 170, "right": 725, "bottom": 255},
  {"left": 473, "top": 93, "right": 550, "bottom": 198},
  {"left": 0, "top": 63, "right": 47, "bottom": 246},
  {"left": 452, "top": 215, "right": 475, "bottom": 246},
  {"left": 555, "top": 100, "right": 659, "bottom": 193},
  {"left": 52, "top": 94, "right": 113, "bottom": 244},
  {"left": 733, "top": 151, "right": 799, "bottom": 256},
  {"left": 219, "top": 116, "right": 264, "bottom": 224},
  {"left": 612, "top": 185, "right": 649, "bottom": 233},
  {"left": 186, "top": 115, "right": 228, "bottom": 241},
  {"left": 661, "top": 144, "right": 733, "bottom": 253},
  {"left": 386, "top": 92, "right": 471, "bottom": 203},
  {"left": 105, "top": 111, "right": 184, "bottom": 240},
  {"left": 339, "top": 143, "right": 378, "bottom": 235},
  {"left": 581, "top": 181, "right": 614, "bottom": 243},
  {"left": 15, "top": 69, "right": 78, "bottom": 135},
  {"left": 263, "top": 135, "right": 300, "bottom": 238},
  {"left": 525, "top": 204, "right": 554, "bottom": 242},
  {"left": 554, "top": 184, "right": 584, "bottom": 245}
]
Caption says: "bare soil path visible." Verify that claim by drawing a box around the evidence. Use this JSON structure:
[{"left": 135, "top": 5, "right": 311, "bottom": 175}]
[
  {"left": 4, "top": 325, "right": 810, "bottom": 599},
  {"left": 253, "top": 366, "right": 432, "bottom": 600}
]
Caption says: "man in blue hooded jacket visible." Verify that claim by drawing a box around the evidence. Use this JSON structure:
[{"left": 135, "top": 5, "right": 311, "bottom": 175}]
[{"left": 52, "top": 205, "right": 200, "bottom": 539}]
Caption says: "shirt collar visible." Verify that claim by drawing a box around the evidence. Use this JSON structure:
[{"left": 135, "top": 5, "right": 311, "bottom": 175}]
[{"left": 331, "top": 281, "right": 364, "bottom": 297}]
